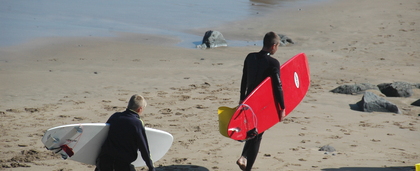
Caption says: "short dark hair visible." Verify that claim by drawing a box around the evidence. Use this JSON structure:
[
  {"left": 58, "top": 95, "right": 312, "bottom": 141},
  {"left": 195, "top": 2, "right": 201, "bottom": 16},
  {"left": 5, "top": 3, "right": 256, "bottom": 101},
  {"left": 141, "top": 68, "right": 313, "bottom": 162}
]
[{"left": 263, "top": 32, "right": 279, "bottom": 48}]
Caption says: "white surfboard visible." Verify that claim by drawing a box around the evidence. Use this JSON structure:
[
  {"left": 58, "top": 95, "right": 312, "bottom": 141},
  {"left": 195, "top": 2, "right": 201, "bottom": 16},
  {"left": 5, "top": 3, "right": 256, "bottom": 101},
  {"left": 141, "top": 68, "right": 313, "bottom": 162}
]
[{"left": 41, "top": 123, "right": 173, "bottom": 167}]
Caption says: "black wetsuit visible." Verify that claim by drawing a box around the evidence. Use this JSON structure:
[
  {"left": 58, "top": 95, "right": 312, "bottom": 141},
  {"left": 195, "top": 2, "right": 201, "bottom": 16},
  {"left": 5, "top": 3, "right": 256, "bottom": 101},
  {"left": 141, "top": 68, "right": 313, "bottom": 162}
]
[
  {"left": 239, "top": 50, "right": 285, "bottom": 170},
  {"left": 96, "top": 109, "right": 155, "bottom": 171},
  {"left": 240, "top": 50, "right": 285, "bottom": 107}
]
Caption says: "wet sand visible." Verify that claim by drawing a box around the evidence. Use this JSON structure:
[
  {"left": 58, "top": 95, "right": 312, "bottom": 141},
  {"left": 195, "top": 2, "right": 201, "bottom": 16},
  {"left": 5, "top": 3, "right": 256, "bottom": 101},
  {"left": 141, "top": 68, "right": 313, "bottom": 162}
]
[{"left": 0, "top": 0, "right": 419, "bottom": 170}]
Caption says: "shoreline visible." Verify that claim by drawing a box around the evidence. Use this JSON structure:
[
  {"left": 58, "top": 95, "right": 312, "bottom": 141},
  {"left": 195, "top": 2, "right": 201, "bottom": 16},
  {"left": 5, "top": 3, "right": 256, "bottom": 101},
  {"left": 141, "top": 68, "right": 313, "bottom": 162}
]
[
  {"left": 0, "top": 0, "right": 419, "bottom": 170},
  {"left": 0, "top": 0, "right": 331, "bottom": 49}
]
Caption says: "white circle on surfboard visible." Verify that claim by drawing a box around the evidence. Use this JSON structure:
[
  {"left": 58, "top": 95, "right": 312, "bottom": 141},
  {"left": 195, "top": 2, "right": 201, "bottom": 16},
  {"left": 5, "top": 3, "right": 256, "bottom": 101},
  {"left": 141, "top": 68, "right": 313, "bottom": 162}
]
[{"left": 294, "top": 72, "right": 300, "bottom": 88}]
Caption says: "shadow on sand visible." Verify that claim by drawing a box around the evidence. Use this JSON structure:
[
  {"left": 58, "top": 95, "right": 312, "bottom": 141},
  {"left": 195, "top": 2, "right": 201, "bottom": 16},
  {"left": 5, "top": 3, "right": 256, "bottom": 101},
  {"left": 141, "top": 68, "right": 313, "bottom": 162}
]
[
  {"left": 322, "top": 166, "right": 415, "bottom": 171},
  {"left": 156, "top": 165, "right": 209, "bottom": 171},
  {"left": 349, "top": 104, "right": 361, "bottom": 111}
]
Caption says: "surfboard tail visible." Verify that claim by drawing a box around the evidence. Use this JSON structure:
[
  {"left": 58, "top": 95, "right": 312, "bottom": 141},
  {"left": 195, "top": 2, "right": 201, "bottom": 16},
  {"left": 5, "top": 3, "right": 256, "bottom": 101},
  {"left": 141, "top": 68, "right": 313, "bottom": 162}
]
[{"left": 226, "top": 104, "right": 260, "bottom": 141}]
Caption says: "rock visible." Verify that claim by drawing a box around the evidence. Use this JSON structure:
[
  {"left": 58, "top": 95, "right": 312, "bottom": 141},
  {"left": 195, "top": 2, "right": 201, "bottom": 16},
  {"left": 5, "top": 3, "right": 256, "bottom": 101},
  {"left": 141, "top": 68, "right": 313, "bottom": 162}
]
[
  {"left": 412, "top": 99, "right": 420, "bottom": 106},
  {"left": 377, "top": 82, "right": 413, "bottom": 97},
  {"left": 196, "top": 30, "right": 227, "bottom": 49},
  {"left": 278, "top": 34, "right": 294, "bottom": 46},
  {"left": 330, "top": 83, "right": 378, "bottom": 95},
  {"left": 319, "top": 145, "right": 335, "bottom": 152},
  {"left": 356, "top": 92, "right": 401, "bottom": 114},
  {"left": 413, "top": 83, "right": 420, "bottom": 89}
]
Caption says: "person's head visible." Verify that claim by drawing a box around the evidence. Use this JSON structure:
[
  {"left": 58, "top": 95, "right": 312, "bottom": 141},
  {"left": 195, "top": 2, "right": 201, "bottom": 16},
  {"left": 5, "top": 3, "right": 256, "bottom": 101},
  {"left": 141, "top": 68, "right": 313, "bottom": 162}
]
[
  {"left": 127, "top": 94, "right": 147, "bottom": 114},
  {"left": 262, "top": 31, "right": 280, "bottom": 55}
]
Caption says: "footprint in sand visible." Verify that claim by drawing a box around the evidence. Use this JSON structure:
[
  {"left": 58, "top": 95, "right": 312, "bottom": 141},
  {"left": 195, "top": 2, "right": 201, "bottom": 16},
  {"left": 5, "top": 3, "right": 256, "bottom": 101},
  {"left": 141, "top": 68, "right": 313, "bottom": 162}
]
[
  {"left": 195, "top": 105, "right": 208, "bottom": 109},
  {"left": 159, "top": 108, "right": 173, "bottom": 115},
  {"left": 329, "top": 135, "right": 343, "bottom": 139},
  {"left": 24, "top": 108, "right": 39, "bottom": 113},
  {"left": 171, "top": 95, "right": 190, "bottom": 101},
  {"left": 300, "top": 140, "right": 311, "bottom": 143},
  {"left": 104, "top": 105, "right": 125, "bottom": 111},
  {"left": 6, "top": 109, "right": 21, "bottom": 113},
  {"left": 204, "top": 96, "right": 218, "bottom": 101},
  {"left": 73, "top": 117, "right": 85, "bottom": 121},
  {"left": 157, "top": 91, "right": 168, "bottom": 97},
  {"left": 371, "top": 139, "right": 381, "bottom": 142}
]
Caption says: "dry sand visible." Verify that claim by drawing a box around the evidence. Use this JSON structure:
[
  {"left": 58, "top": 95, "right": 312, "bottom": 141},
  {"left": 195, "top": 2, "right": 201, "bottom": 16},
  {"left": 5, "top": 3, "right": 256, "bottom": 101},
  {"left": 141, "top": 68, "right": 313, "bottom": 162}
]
[{"left": 1, "top": 0, "right": 419, "bottom": 170}]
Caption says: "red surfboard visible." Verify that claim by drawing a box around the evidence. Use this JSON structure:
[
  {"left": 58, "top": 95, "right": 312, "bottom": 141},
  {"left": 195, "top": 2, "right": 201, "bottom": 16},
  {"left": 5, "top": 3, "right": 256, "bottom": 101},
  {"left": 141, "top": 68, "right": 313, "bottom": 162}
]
[{"left": 226, "top": 53, "right": 310, "bottom": 141}]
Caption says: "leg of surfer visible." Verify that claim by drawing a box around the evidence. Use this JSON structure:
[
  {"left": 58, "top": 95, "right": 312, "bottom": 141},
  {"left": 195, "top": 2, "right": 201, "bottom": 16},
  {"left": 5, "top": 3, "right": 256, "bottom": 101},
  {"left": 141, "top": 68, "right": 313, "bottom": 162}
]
[
  {"left": 113, "top": 159, "right": 133, "bottom": 171},
  {"left": 237, "top": 141, "right": 251, "bottom": 170},
  {"left": 236, "top": 155, "right": 247, "bottom": 170},
  {"left": 96, "top": 155, "right": 114, "bottom": 171},
  {"left": 237, "top": 132, "right": 264, "bottom": 170},
  {"left": 237, "top": 135, "right": 252, "bottom": 170}
]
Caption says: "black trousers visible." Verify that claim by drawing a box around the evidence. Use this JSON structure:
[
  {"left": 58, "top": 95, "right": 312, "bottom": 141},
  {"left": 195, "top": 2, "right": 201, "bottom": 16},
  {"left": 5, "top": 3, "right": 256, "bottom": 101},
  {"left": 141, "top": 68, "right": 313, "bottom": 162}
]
[
  {"left": 241, "top": 132, "right": 264, "bottom": 171},
  {"left": 95, "top": 155, "right": 136, "bottom": 171}
]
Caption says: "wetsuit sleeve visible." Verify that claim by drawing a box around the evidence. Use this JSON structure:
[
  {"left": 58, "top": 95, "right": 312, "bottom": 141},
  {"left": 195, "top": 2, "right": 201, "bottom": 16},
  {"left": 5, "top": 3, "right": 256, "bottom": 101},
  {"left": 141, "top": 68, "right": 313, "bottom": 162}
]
[
  {"left": 272, "top": 66, "right": 286, "bottom": 109},
  {"left": 136, "top": 120, "right": 155, "bottom": 170},
  {"left": 240, "top": 57, "right": 248, "bottom": 101}
]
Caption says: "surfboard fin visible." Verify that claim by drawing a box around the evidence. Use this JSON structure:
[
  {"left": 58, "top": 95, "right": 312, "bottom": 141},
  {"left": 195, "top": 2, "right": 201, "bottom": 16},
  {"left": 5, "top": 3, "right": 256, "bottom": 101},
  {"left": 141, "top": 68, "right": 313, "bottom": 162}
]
[
  {"left": 228, "top": 128, "right": 241, "bottom": 132},
  {"left": 43, "top": 126, "right": 81, "bottom": 160},
  {"left": 60, "top": 144, "right": 74, "bottom": 158},
  {"left": 44, "top": 136, "right": 60, "bottom": 150}
]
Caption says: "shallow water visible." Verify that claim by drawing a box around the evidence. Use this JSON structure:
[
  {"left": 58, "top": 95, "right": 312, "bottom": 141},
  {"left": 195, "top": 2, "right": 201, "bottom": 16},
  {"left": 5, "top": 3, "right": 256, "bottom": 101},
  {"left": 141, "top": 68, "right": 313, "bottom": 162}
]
[{"left": 0, "top": 0, "right": 325, "bottom": 48}]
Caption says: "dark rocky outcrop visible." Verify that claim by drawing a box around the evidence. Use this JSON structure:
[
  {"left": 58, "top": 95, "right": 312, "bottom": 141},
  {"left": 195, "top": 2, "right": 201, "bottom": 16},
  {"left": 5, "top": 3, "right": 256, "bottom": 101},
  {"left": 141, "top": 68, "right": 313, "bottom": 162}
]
[
  {"left": 412, "top": 99, "right": 420, "bottom": 106},
  {"left": 356, "top": 92, "right": 401, "bottom": 114},
  {"left": 278, "top": 34, "right": 294, "bottom": 46},
  {"left": 413, "top": 83, "right": 420, "bottom": 89},
  {"left": 330, "top": 83, "right": 378, "bottom": 95},
  {"left": 196, "top": 30, "right": 227, "bottom": 49},
  {"left": 377, "top": 82, "right": 413, "bottom": 97}
]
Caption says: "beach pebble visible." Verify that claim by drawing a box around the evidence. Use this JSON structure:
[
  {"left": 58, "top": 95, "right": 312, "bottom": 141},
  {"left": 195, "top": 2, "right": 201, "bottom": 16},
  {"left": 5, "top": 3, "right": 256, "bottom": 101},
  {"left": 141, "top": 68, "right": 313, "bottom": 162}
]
[{"left": 319, "top": 145, "right": 336, "bottom": 152}]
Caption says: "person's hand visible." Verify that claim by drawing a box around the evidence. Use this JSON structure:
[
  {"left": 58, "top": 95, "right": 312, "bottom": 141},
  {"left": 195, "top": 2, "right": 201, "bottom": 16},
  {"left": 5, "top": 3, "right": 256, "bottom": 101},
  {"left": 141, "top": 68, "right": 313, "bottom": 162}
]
[{"left": 280, "top": 109, "right": 286, "bottom": 121}]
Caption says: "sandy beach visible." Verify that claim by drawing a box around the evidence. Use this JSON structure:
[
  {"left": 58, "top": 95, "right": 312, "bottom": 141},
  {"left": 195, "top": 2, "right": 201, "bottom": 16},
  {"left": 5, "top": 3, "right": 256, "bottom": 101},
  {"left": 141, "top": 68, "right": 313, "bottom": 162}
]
[{"left": 1, "top": 0, "right": 419, "bottom": 170}]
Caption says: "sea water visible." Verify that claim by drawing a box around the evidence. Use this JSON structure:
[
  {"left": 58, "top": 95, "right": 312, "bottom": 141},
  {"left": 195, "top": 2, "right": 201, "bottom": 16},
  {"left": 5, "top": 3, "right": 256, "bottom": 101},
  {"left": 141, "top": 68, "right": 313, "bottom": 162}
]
[{"left": 0, "top": 0, "right": 326, "bottom": 48}]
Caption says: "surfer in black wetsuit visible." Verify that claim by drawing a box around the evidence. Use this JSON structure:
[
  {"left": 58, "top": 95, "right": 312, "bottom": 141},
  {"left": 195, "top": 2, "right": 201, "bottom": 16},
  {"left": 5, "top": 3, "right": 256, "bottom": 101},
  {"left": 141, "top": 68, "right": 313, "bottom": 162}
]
[
  {"left": 237, "top": 32, "right": 286, "bottom": 171},
  {"left": 96, "top": 94, "right": 155, "bottom": 171}
]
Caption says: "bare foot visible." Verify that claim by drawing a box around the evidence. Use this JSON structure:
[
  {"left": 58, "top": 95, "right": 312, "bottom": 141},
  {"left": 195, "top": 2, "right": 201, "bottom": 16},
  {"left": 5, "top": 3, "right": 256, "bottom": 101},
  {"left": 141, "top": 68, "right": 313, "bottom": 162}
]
[{"left": 236, "top": 156, "right": 247, "bottom": 170}]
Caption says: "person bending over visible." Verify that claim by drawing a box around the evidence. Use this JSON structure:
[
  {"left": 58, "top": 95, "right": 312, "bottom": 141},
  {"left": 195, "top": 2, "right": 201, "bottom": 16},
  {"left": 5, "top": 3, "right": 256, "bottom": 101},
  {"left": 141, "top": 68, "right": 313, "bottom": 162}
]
[{"left": 96, "top": 94, "right": 155, "bottom": 171}]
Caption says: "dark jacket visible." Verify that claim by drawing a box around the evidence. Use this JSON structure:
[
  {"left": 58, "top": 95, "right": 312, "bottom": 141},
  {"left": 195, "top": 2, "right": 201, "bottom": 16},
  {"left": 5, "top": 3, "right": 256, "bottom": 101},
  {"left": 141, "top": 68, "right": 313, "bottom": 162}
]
[
  {"left": 240, "top": 50, "right": 285, "bottom": 109},
  {"left": 99, "top": 109, "right": 154, "bottom": 170}
]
